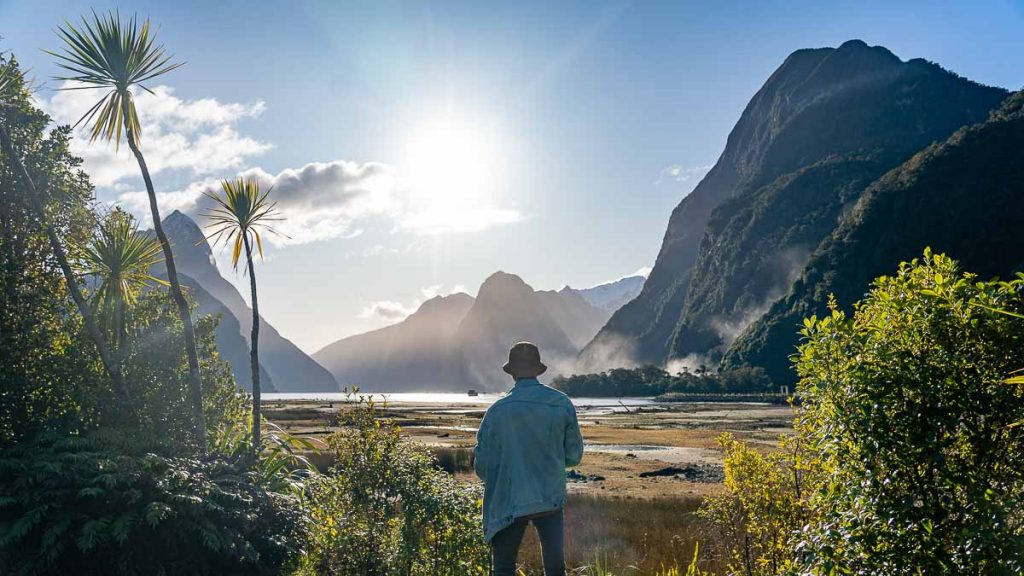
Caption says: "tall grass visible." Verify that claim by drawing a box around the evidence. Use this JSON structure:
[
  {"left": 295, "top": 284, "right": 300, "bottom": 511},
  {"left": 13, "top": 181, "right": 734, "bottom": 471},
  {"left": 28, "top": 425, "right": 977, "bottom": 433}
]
[
  {"left": 516, "top": 494, "right": 722, "bottom": 575},
  {"left": 432, "top": 445, "right": 475, "bottom": 473}
]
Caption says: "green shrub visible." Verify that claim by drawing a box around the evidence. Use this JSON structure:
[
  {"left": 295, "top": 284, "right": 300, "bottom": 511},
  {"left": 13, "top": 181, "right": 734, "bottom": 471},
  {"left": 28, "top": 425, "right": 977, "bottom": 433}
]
[
  {"left": 793, "top": 250, "right": 1024, "bottom": 574},
  {"left": 120, "top": 290, "right": 247, "bottom": 452},
  {"left": 295, "top": 395, "right": 488, "bottom": 575},
  {"left": 0, "top": 431, "right": 304, "bottom": 575},
  {"left": 698, "top": 432, "right": 822, "bottom": 576},
  {"left": 0, "top": 54, "right": 102, "bottom": 444}
]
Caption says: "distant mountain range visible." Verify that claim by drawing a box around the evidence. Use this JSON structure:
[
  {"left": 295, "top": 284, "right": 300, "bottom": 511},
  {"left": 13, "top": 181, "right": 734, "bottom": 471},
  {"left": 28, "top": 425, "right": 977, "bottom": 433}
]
[
  {"left": 579, "top": 39, "right": 1017, "bottom": 380},
  {"left": 315, "top": 272, "right": 636, "bottom": 392},
  {"left": 160, "top": 211, "right": 340, "bottom": 393},
  {"left": 160, "top": 41, "right": 1024, "bottom": 392},
  {"left": 161, "top": 210, "right": 640, "bottom": 393},
  {"left": 561, "top": 273, "right": 646, "bottom": 313},
  {"left": 313, "top": 292, "right": 474, "bottom": 393}
]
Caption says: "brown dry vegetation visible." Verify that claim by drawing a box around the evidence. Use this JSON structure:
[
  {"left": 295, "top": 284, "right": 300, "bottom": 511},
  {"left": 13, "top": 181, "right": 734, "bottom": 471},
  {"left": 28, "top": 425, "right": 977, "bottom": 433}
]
[{"left": 517, "top": 494, "right": 725, "bottom": 575}]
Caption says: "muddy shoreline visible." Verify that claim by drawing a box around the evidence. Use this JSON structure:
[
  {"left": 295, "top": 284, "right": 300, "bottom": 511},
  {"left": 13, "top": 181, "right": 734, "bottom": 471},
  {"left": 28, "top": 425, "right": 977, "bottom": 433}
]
[{"left": 263, "top": 397, "right": 794, "bottom": 498}]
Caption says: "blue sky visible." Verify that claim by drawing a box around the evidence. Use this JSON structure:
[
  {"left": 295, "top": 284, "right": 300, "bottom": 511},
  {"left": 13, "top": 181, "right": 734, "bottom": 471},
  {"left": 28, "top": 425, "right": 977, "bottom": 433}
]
[{"left": 4, "top": 0, "right": 1023, "bottom": 351}]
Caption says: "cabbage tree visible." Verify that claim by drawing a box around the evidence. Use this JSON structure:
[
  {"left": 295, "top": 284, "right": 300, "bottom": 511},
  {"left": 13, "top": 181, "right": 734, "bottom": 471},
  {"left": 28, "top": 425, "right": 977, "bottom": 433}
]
[
  {"left": 204, "top": 176, "right": 282, "bottom": 454},
  {"left": 49, "top": 12, "right": 207, "bottom": 446}
]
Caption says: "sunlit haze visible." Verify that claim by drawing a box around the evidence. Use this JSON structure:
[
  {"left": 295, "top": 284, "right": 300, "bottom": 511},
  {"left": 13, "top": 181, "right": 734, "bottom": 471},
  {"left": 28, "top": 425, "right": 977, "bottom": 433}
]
[{"left": 4, "top": 0, "right": 1022, "bottom": 352}]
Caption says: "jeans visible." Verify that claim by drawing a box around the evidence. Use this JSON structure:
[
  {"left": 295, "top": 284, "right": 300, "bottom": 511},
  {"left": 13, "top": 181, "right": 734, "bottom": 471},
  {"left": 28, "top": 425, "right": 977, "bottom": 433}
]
[{"left": 490, "top": 510, "right": 565, "bottom": 576}]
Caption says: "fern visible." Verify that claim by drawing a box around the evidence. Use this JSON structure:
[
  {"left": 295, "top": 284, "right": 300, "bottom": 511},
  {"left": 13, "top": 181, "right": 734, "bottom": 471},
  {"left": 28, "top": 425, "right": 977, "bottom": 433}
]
[{"left": 0, "top": 430, "right": 304, "bottom": 574}]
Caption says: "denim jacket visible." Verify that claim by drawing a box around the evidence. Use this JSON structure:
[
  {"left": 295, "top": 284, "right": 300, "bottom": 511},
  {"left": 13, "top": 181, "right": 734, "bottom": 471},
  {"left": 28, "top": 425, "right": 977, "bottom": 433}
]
[{"left": 474, "top": 378, "right": 584, "bottom": 541}]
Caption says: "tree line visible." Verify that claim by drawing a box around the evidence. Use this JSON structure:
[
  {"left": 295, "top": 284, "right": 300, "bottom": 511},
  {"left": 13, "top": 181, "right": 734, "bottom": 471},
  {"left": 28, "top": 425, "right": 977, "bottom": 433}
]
[{"left": 551, "top": 365, "right": 774, "bottom": 397}]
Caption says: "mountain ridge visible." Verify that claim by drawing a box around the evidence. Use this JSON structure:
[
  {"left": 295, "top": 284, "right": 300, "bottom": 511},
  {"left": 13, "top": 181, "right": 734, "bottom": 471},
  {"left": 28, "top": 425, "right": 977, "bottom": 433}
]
[
  {"left": 723, "top": 90, "right": 1024, "bottom": 383},
  {"left": 580, "top": 39, "right": 1009, "bottom": 372},
  {"left": 315, "top": 270, "right": 617, "bottom": 392},
  {"left": 161, "top": 211, "right": 340, "bottom": 392}
]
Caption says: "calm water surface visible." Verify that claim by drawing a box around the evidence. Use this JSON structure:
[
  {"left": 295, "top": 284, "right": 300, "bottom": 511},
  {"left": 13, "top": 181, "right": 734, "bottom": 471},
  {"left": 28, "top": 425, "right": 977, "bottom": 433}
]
[{"left": 262, "top": 391, "right": 657, "bottom": 408}]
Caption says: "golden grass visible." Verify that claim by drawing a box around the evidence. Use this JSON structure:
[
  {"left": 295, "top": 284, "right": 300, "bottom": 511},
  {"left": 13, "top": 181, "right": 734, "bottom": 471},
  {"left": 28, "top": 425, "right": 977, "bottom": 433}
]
[{"left": 514, "top": 493, "right": 723, "bottom": 575}]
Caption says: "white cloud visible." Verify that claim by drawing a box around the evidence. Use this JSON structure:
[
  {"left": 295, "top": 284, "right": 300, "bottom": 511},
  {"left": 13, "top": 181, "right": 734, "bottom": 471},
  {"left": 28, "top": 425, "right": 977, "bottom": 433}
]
[
  {"left": 359, "top": 300, "right": 418, "bottom": 322},
  {"left": 118, "top": 157, "right": 521, "bottom": 245},
  {"left": 655, "top": 164, "right": 712, "bottom": 185},
  {"left": 118, "top": 178, "right": 220, "bottom": 215},
  {"left": 240, "top": 161, "right": 402, "bottom": 245},
  {"left": 44, "top": 82, "right": 521, "bottom": 243},
  {"left": 43, "top": 83, "right": 270, "bottom": 186},
  {"left": 420, "top": 284, "right": 469, "bottom": 299},
  {"left": 359, "top": 284, "right": 471, "bottom": 323},
  {"left": 117, "top": 160, "right": 401, "bottom": 245}
]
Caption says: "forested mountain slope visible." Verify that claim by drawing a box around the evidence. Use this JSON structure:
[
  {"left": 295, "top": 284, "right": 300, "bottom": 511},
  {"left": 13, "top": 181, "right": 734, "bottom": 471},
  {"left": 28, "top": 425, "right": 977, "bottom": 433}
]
[
  {"left": 724, "top": 91, "right": 1024, "bottom": 383},
  {"left": 581, "top": 39, "right": 1007, "bottom": 371}
]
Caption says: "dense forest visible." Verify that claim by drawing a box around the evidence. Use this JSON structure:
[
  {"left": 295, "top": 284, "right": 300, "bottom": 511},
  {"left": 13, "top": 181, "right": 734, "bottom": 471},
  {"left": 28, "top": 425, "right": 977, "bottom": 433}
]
[{"left": 551, "top": 365, "right": 772, "bottom": 397}]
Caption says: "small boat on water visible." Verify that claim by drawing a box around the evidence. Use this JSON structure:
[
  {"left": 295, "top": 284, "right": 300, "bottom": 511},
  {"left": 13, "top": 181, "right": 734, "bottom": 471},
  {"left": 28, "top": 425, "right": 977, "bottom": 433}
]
[{"left": 467, "top": 389, "right": 479, "bottom": 397}]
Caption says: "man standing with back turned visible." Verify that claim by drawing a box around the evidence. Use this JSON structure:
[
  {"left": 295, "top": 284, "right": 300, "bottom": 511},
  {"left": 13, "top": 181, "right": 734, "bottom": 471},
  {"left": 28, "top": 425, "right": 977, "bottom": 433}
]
[{"left": 474, "top": 342, "right": 584, "bottom": 576}]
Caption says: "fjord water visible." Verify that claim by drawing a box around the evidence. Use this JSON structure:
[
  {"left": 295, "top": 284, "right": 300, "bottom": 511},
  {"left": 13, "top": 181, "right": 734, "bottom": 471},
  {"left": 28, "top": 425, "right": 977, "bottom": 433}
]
[{"left": 262, "top": 391, "right": 658, "bottom": 408}]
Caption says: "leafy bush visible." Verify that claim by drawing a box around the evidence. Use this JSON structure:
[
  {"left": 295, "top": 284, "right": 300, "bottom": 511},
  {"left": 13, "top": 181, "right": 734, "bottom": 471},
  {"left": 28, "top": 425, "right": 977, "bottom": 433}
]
[
  {"left": 699, "top": 432, "right": 822, "bottom": 576},
  {"left": 793, "top": 250, "right": 1024, "bottom": 574},
  {"left": 0, "top": 431, "right": 304, "bottom": 575},
  {"left": 210, "top": 419, "right": 320, "bottom": 494},
  {"left": 123, "top": 290, "right": 246, "bottom": 452},
  {"left": 295, "top": 395, "right": 488, "bottom": 575},
  {"left": 0, "top": 54, "right": 102, "bottom": 443}
]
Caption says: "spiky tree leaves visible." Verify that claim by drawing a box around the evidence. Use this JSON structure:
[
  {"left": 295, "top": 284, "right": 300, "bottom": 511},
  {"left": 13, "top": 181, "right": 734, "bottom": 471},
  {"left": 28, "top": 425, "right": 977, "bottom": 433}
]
[
  {"left": 78, "top": 209, "right": 165, "bottom": 354},
  {"left": 50, "top": 11, "right": 207, "bottom": 449},
  {"left": 204, "top": 176, "right": 282, "bottom": 454},
  {"left": 47, "top": 11, "right": 182, "bottom": 147}
]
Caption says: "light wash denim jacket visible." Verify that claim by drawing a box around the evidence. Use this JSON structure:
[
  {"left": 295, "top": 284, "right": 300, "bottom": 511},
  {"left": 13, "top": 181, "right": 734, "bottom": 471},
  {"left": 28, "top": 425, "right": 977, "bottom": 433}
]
[{"left": 474, "top": 378, "right": 584, "bottom": 542}]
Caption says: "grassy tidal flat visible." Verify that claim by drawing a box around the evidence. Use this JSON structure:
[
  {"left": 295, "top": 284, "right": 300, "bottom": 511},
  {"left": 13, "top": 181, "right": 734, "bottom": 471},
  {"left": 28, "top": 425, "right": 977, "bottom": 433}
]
[{"left": 264, "top": 398, "right": 793, "bottom": 572}]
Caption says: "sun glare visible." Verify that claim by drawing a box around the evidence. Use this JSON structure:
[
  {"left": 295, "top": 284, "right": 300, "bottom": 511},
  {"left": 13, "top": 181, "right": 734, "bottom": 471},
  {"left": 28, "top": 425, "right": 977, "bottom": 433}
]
[{"left": 403, "top": 115, "right": 501, "bottom": 212}]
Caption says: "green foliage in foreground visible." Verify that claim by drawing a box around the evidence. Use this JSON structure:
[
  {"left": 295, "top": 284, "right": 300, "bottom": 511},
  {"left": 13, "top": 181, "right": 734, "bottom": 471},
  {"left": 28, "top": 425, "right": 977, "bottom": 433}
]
[
  {"left": 294, "top": 395, "right": 489, "bottom": 576},
  {"left": 551, "top": 365, "right": 772, "bottom": 397},
  {"left": 699, "top": 432, "right": 821, "bottom": 576},
  {"left": 77, "top": 208, "right": 165, "bottom": 350},
  {"left": 794, "top": 250, "right": 1024, "bottom": 574},
  {"left": 704, "top": 251, "right": 1024, "bottom": 575},
  {"left": 0, "top": 431, "right": 305, "bottom": 576},
  {"left": 0, "top": 53, "right": 242, "bottom": 449},
  {"left": 0, "top": 54, "right": 100, "bottom": 443}
]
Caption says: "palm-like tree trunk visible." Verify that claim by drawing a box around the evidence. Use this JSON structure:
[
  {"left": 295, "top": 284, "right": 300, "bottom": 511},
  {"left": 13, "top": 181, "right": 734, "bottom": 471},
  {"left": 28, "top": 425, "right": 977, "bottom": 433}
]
[
  {"left": 122, "top": 105, "right": 207, "bottom": 450},
  {"left": 242, "top": 232, "right": 261, "bottom": 454},
  {"left": 115, "top": 298, "right": 127, "bottom": 360},
  {"left": 0, "top": 123, "right": 127, "bottom": 399}
]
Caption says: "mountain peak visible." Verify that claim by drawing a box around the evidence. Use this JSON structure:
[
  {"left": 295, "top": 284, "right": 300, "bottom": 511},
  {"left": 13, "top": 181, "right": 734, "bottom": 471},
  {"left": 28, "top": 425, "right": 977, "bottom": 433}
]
[
  {"left": 838, "top": 38, "right": 869, "bottom": 50},
  {"left": 564, "top": 274, "right": 646, "bottom": 313},
  {"left": 477, "top": 271, "right": 534, "bottom": 299},
  {"left": 483, "top": 270, "right": 527, "bottom": 283},
  {"left": 162, "top": 210, "right": 211, "bottom": 256},
  {"left": 164, "top": 209, "right": 195, "bottom": 227},
  {"left": 582, "top": 40, "right": 1009, "bottom": 371}
]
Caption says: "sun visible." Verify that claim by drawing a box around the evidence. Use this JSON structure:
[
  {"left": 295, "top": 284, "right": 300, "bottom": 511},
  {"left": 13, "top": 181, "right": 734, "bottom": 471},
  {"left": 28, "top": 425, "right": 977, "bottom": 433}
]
[{"left": 403, "top": 114, "right": 500, "bottom": 210}]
